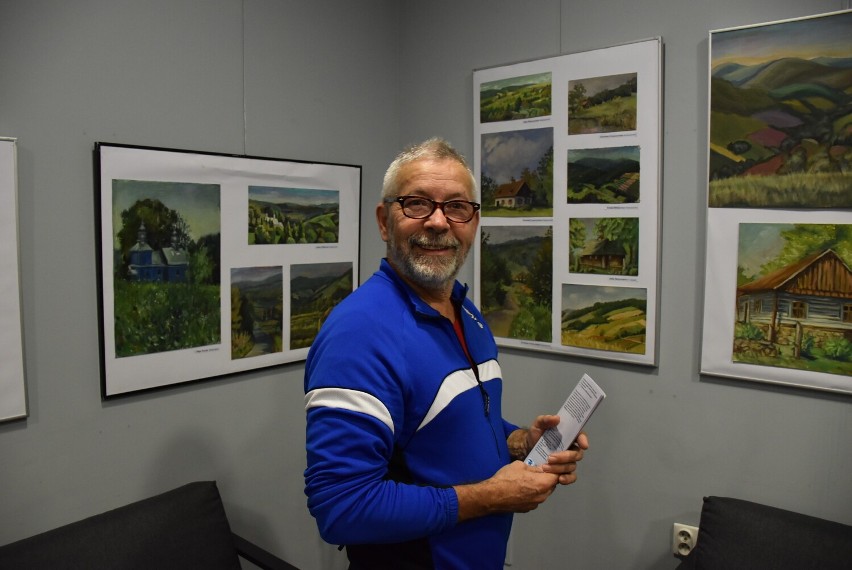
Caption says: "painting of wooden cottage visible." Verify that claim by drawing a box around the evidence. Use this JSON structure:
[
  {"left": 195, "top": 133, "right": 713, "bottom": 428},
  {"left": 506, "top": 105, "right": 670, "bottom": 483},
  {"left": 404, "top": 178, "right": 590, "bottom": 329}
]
[
  {"left": 481, "top": 128, "right": 553, "bottom": 217},
  {"left": 709, "top": 11, "right": 852, "bottom": 208},
  {"left": 569, "top": 217, "right": 639, "bottom": 276},
  {"left": 735, "top": 223, "right": 852, "bottom": 376},
  {"left": 493, "top": 180, "right": 533, "bottom": 208}
]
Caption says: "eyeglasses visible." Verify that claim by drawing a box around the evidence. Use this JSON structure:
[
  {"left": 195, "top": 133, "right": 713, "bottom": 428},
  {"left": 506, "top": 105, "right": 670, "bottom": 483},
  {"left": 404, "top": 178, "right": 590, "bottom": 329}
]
[{"left": 387, "top": 195, "right": 481, "bottom": 223}]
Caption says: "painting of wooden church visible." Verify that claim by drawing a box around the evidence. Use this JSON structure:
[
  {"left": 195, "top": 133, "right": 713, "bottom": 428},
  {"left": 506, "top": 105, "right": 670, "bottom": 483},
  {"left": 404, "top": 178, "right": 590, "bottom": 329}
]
[{"left": 127, "top": 221, "right": 188, "bottom": 283}]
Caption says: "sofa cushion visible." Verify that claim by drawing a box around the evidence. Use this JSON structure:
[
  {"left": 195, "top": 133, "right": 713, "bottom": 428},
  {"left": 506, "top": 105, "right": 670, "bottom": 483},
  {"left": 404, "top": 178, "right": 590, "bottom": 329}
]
[
  {"left": 686, "top": 496, "right": 852, "bottom": 570},
  {"left": 0, "top": 481, "right": 241, "bottom": 570}
]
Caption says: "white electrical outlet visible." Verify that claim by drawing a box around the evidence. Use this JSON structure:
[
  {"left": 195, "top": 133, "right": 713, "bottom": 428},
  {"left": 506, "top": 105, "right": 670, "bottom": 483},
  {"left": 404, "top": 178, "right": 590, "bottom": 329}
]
[{"left": 672, "top": 523, "right": 699, "bottom": 557}]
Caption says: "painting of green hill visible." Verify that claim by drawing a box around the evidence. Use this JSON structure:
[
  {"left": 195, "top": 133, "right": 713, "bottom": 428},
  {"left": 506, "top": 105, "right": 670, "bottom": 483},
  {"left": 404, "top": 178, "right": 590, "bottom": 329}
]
[
  {"left": 561, "top": 285, "right": 647, "bottom": 354},
  {"left": 480, "top": 72, "right": 551, "bottom": 123}
]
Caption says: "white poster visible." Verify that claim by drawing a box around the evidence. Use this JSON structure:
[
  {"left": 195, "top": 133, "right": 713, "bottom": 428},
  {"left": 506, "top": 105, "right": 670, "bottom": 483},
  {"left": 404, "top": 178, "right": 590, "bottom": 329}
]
[
  {"left": 473, "top": 38, "right": 662, "bottom": 366},
  {"left": 700, "top": 11, "right": 852, "bottom": 395},
  {"left": 96, "top": 143, "right": 361, "bottom": 398},
  {"left": 0, "top": 137, "right": 27, "bottom": 421}
]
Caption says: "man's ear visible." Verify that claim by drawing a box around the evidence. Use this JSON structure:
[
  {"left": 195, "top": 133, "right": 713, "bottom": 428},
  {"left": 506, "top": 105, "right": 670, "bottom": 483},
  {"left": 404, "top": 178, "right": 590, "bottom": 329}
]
[{"left": 376, "top": 201, "right": 389, "bottom": 242}]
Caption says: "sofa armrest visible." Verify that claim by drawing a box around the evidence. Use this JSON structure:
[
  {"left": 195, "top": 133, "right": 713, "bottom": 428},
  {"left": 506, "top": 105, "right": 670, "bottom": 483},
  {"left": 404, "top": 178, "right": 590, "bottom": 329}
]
[
  {"left": 682, "top": 496, "right": 852, "bottom": 570},
  {"left": 233, "top": 533, "right": 299, "bottom": 570}
]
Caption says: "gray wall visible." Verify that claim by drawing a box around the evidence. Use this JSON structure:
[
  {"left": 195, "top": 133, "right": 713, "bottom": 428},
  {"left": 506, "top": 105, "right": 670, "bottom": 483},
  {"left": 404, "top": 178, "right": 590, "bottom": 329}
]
[{"left": 1, "top": 1, "right": 850, "bottom": 569}]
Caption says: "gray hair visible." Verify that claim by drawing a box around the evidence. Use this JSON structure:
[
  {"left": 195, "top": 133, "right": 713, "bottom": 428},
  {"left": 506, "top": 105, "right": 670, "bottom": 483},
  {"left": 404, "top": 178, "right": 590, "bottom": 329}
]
[{"left": 381, "top": 137, "right": 478, "bottom": 200}]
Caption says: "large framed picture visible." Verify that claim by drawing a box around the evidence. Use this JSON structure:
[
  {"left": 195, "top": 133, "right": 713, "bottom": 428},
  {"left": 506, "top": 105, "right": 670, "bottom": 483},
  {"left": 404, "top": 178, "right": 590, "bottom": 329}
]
[
  {"left": 95, "top": 143, "right": 361, "bottom": 398},
  {"left": 700, "top": 10, "right": 852, "bottom": 395},
  {"left": 473, "top": 38, "right": 663, "bottom": 366},
  {"left": 0, "top": 137, "right": 27, "bottom": 422}
]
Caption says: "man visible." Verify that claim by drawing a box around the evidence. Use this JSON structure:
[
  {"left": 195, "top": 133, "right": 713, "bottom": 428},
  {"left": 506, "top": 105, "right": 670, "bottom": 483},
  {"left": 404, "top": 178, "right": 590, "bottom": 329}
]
[{"left": 304, "top": 138, "right": 589, "bottom": 569}]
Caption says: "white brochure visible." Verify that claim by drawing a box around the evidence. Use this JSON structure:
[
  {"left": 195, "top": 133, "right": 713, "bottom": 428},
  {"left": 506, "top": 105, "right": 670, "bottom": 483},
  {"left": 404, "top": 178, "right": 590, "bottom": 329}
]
[{"left": 524, "top": 373, "right": 606, "bottom": 466}]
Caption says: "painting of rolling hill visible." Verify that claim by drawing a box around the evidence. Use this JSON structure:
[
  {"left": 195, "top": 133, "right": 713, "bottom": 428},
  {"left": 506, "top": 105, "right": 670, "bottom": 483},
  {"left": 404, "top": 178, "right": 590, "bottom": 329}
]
[
  {"left": 290, "top": 262, "right": 353, "bottom": 349},
  {"left": 561, "top": 285, "right": 647, "bottom": 354},
  {"left": 567, "top": 146, "right": 640, "bottom": 204},
  {"left": 480, "top": 72, "right": 551, "bottom": 123},
  {"left": 709, "top": 11, "right": 852, "bottom": 208}
]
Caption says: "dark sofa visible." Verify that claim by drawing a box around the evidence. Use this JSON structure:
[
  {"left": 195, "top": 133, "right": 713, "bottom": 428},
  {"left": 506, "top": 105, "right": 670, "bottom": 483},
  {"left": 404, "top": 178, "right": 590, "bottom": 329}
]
[
  {"left": 0, "top": 481, "right": 298, "bottom": 570},
  {"left": 676, "top": 496, "right": 852, "bottom": 570}
]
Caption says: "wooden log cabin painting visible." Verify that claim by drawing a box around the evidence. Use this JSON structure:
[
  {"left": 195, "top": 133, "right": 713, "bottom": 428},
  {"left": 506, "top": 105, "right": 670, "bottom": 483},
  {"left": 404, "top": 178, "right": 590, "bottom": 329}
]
[{"left": 735, "top": 223, "right": 852, "bottom": 376}]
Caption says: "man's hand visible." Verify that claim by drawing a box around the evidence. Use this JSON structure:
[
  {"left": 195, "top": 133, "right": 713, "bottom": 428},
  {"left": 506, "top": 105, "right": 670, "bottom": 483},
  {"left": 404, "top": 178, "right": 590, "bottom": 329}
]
[
  {"left": 528, "top": 415, "right": 589, "bottom": 486},
  {"left": 454, "top": 462, "right": 558, "bottom": 521}
]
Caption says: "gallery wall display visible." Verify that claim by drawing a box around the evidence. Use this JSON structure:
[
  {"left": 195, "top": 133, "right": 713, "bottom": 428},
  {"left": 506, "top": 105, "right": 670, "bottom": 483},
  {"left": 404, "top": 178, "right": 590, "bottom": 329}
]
[
  {"left": 95, "top": 143, "right": 361, "bottom": 398},
  {"left": 473, "top": 38, "right": 662, "bottom": 366},
  {"left": 0, "top": 137, "right": 27, "bottom": 422},
  {"left": 700, "top": 10, "right": 852, "bottom": 395}
]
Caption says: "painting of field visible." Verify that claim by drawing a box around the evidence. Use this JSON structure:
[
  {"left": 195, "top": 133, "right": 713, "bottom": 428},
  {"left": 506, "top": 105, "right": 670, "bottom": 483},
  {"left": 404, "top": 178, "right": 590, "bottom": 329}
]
[
  {"left": 734, "top": 223, "right": 852, "bottom": 376},
  {"left": 480, "top": 72, "right": 552, "bottom": 123},
  {"left": 568, "top": 146, "right": 640, "bottom": 204},
  {"left": 249, "top": 186, "right": 339, "bottom": 244},
  {"left": 569, "top": 217, "right": 639, "bottom": 276},
  {"left": 709, "top": 11, "right": 852, "bottom": 208},
  {"left": 290, "top": 262, "right": 353, "bottom": 349},
  {"left": 561, "top": 285, "right": 647, "bottom": 354},
  {"left": 480, "top": 225, "right": 552, "bottom": 342},
  {"left": 481, "top": 128, "right": 553, "bottom": 217},
  {"left": 230, "top": 266, "right": 283, "bottom": 359},
  {"left": 568, "top": 73, "right": 637, "bottom": 135}
]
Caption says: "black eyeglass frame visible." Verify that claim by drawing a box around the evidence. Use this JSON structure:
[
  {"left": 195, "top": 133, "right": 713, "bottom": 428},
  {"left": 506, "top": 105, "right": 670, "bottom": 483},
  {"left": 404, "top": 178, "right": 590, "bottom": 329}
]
[{"left": 386, "top": 195, "right": 482, "bottom": 223}]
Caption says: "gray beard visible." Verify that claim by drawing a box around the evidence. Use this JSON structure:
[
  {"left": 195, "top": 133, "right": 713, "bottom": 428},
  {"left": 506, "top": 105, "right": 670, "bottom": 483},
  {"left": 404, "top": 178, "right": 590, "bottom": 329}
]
[{"left": 388, "top": 233, "right": 467, "bottom": 291}]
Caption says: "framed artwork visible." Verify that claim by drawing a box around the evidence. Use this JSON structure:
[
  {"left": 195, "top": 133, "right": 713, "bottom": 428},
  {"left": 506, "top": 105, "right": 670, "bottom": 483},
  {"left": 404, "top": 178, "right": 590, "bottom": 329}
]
[
  {"left": 95, "top": 143, "right": 360, "bottom": 398},
  {"left": 0, "top": 137, "right": 27, "bottom": 422},
  {"left": 473, "top": 38, "right": 662, "bottom": 366},
  {"left": 700, "top": 10, "right": 852, "bottom": 394}
]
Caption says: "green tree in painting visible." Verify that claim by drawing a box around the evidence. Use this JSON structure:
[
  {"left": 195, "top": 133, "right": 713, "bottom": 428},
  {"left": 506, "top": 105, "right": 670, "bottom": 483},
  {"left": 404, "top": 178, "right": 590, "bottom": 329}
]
[
  {"left": 596, "top": 217, "right": 639, "bottom": 275},
  {"left": 568, "top": 82, "right": 587, "bottom": 115},
  {"left": 760, "top": 224, "right": 852, "bottom": 276},
  {"left": 569, "top": 218, "right": 586, "bottom": 272}
]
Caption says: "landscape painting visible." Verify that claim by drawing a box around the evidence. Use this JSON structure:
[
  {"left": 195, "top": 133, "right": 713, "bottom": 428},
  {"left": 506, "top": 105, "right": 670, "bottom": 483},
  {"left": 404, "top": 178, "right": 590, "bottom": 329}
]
[
  {"left": 561, "top": 284, "right": 647, "bottom": 354},
  {"left": 480, "top": 225, "right": 552, "bottom": 342},
  {"left": 290, "top": 262, "right": 353, "bottom": 350},
  {"left": 248, "top": 186, "right": 340, "bottom": 244},
  {"left": 480, "top": 72, "right": 552, "bottom": 123},
  {"left": 112, "top": 180, "right": 221, "bottom": 358},
  {"left": 568, "top": 73, "right": 638, "bottom": 135},
  {"left": 481, "top": 128, "right": 554, "bottom": 217},
  {"left": 230, "top": 266, "right": 283, "bottom": 359},
  {"left": 567, "top": 145, "right": 640, "bottom": 204},
  {"left": 734, "top": 222, "right": 852, "bottom": 376},
  {"left": 569, "top": 217, "right": 639, "bottom": 276},
  {"left": 709, "top": 11, "right": 852, "bottom": 208}
]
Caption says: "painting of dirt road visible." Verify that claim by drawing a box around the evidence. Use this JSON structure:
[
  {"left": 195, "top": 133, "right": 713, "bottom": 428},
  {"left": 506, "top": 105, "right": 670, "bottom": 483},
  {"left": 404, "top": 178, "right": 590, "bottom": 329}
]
[
  {"left": 480, "top": 225, "right": 552, "bottom": 342},
  {"left": 230, "top": 266, "right": 283, "bottom": 359},
  {"left": 709, "top": 11, "right": 852, "bottom": 208}
]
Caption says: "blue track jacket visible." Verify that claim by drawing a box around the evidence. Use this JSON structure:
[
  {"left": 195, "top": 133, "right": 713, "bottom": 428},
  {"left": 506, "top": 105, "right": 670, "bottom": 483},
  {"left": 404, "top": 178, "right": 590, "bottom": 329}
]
[{"left": 304, "top": 259, "right": 518, "bottom": 569}]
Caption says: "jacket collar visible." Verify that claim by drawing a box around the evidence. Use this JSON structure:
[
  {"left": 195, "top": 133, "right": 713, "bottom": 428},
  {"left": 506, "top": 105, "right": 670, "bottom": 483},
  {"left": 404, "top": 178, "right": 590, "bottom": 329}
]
[{"left": 378, "top": 258, "right": 469, "bottom": 318}]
